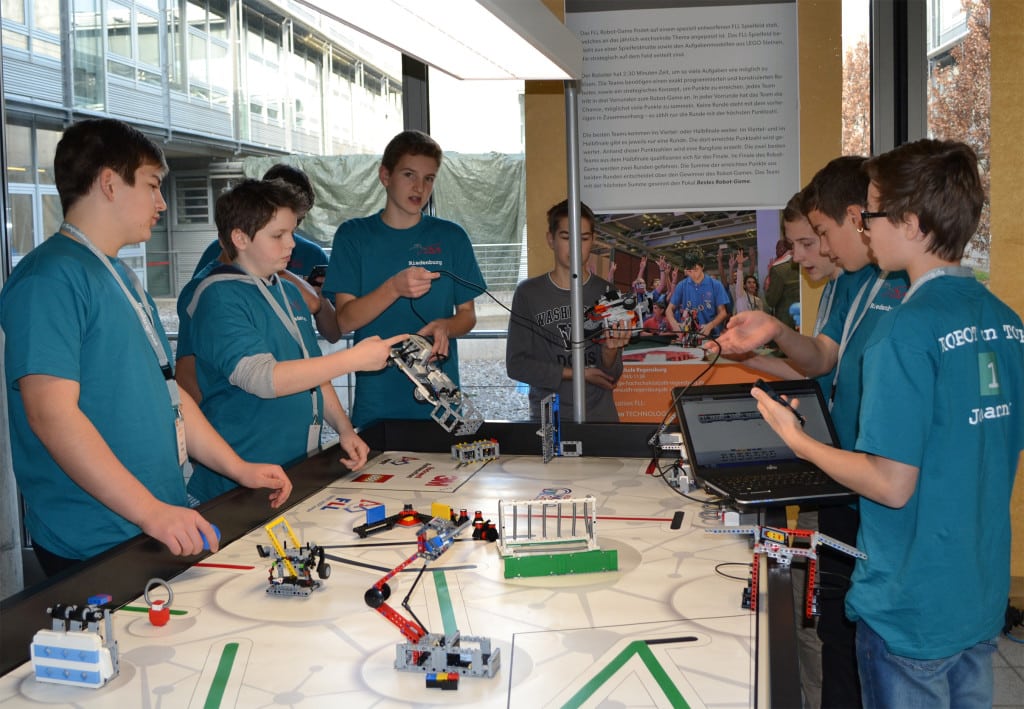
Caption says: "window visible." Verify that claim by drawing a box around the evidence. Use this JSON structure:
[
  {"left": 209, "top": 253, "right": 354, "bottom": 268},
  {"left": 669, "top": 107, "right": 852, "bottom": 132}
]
[
  {"left": 104, "top": 0, "right": 163, "bottom": 88},
  {"left": 842, "top": 2, "right": 871, "bottom": 155},
  {"left": 175, "top": 0, "right": 230, "bottom": 106},
  {"left": 926, "top": 0, "right": 990, "bottom": 276},
  {"left": 5, "top": 123, "right": 62, "bottom": 262},
  {"left": 72, "top": 0, "right": 105, "bottom": 109},
  {"left": 3, "top": 0, "right": 60, "bottom": 59}
]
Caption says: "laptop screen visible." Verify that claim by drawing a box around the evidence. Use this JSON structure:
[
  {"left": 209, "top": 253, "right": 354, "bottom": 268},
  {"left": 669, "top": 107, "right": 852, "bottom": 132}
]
[{"left": 674, "top": 380, "right": 838, "bottom": 472}]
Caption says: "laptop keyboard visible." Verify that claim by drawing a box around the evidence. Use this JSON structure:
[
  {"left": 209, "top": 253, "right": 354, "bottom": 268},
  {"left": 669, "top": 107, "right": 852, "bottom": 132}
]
[{"left": 715, "top": 470, "right": 832, "bottom": 493}]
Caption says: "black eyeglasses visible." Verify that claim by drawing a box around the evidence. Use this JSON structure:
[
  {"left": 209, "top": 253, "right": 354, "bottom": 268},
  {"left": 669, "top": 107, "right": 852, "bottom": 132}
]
[{"left": 860, "top": 210, "right": 889, "bottom": 230}]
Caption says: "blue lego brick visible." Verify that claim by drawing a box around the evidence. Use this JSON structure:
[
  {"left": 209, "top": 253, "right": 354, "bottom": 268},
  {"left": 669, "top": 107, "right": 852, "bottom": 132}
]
[
  {"left": 33, "top": 643, "right": 101, "bottom": 663},
  {"left": 366, "top": 505, "right": 386, "bottom": 525},
  {"left": 34, "top": 663, "right": 102, "bottom": 685}
]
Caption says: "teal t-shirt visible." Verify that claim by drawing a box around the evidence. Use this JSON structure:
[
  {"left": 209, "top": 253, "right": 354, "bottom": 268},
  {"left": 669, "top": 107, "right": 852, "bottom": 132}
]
[
  {"left": 1, "top": 235, "right": 185, "bottom": 559},
  {"left": 187, "top": 267, "right": 324, "bottom": 503},
  {"left": 323, "top": 212, "right": 485, "bottom": 428},
  {"left": 819, "top": 264, "right": 910, "bottom": 449},
  {"left": 847, "top": 274, "right": 1024, "bottom": 659}
]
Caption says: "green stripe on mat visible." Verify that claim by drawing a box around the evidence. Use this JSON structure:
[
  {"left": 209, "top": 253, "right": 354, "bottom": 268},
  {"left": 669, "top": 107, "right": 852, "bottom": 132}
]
[
  {"left": 561, "top": 640, "right": 689, "bottom": 709},
  {"left": 432, "top": 570, "right": 458, "bottom": 636},
  {"left": 204, "top": 642, "right": 240, "bottom": 709}
]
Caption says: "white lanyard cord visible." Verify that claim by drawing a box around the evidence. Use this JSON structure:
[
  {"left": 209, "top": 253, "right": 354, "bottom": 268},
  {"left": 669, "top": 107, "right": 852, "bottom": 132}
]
[
  {"left": 813, "top": 278, "right": 837, "bottom": 338},
  {"left": 61, "top": 221, "right": 180, "bottom": 412},
  {"left": 829, "top": 271, "right": 888, "bottom": 411},
  {"left": 247, "top": 271, "right": 320, "bottom": 427}
]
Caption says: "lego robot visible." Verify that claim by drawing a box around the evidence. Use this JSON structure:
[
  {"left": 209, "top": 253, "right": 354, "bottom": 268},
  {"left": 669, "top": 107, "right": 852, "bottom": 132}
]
[
  {"left": 388, "top": 334, "right": 483, "bottom": 436},
  {"left": 582, "top": 288, "right": 640, "bottom": 342},
  {"left": 257, "top": 515, "right": 331, "bottom": 597},
  {"left": 364, "top": 517, "right": 500, "bottom": 678}
]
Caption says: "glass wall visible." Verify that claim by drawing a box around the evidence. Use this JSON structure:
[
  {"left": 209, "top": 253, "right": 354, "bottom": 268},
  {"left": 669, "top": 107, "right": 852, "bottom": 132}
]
[
  {"left": 926, "top": 0, "right": 990, "bottom": 276},
  {"left": 2, "top": 0, "right": 60, "bottom": 58},
  {"left": 72, "top": 0, "right": 106, "bottom": 109},
  {"left": 842, "top": 2, "right": 871, "bottom": 155},
  {"left": 5, "top": 123, "right": 61, "bottom": 264}
]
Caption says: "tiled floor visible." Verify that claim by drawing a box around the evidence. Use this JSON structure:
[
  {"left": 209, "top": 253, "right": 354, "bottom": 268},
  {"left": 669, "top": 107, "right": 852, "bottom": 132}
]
[{"left": 994, "top": 632, "right": 1024, "bottom": 707}]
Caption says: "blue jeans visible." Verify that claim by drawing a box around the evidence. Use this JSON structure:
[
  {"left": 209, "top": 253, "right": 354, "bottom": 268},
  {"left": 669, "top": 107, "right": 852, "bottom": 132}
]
[{"left": 856, "top": 619, "right": 997, "bottom": 708}]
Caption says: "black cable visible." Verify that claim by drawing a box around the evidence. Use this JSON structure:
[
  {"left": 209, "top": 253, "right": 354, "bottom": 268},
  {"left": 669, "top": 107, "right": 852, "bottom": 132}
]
[
  {"left": 438, "top": 268, "right": 710, "bottom": 351},
  {"left": 714, "top": 561, "right": 752, "bottom": 582}
]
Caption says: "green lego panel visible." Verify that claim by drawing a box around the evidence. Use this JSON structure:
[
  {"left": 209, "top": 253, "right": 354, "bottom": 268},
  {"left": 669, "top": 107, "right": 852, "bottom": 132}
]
[{"left": 502, "top": 549, "right": 618, "bottom": 578}]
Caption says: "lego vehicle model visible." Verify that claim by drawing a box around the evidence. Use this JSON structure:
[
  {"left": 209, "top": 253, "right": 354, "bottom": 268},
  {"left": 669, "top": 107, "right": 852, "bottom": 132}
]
[
  {"left": 582, "top": 288, "right": 640, "bottom": 341},
  {"left": 257, "top": 515, "right": 331, "bottom": 597},
  {"left": 31, "top": 597, "right": 119, "bottom": 688},
  {"left": 364, "top": 517, "right": 500, "bottom": 678},
  {"left": 388, "top": 334, "right": 483, "bottom": 436}
]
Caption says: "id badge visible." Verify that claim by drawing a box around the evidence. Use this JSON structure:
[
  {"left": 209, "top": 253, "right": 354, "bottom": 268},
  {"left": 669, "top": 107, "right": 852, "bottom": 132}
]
[
  {"left": 174, "top": 412, "right": 188, "bottom": 467},
  {"left": 307, "top": 423, "right": 321, "bottom": 455}
]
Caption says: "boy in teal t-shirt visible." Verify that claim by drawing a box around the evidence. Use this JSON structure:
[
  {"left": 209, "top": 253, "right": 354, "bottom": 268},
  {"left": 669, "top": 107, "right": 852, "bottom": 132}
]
[
  {"left": 323, "top": 130, "right": 485, "bottom": 428},
  {"left": 754, "top": 139, "right": 1023, "bottom": 708},
  {"left": 186, "top": 179, "right": 406, "bottom": 503},
  {"left": 1, "top": 119, "right": 292, "bottom": 574}
]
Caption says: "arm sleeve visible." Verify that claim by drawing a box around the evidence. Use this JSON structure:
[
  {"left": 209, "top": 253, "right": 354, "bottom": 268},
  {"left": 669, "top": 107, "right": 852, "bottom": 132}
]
[
  {"left": 3, "top": 272, "right": 84, "bottom": 384},
  {"left": 228, "top": 353, "right": 278, "bottom": 398}
]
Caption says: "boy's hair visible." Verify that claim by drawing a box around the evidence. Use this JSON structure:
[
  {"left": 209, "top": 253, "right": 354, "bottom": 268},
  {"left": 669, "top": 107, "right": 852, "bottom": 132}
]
[
  {"left": 262, "top": 164, "right": 315, "bottom": 214},
  {"left": 864, "top": 139, "right": 983, "bottom": 262},
  {"left": 546, "top": 200, "right": 596, "bottom": 235},
  {"left": 781, "top": 190, "right": 804, "bottom": 225},
  {"left": 683, "top": 248, "right": 703, "bottom": 269},
  {"left": 54, "top": 118, "right": 168, "bottom": 213},
  {"left": 381, "top": 130, "right": 442, "bottom": 172},
  {"left": 215, "top": 178, "right": 305, "bottom": 260},
  {"left": 802, "top": 155, "right": 869, "bottom": 224}
]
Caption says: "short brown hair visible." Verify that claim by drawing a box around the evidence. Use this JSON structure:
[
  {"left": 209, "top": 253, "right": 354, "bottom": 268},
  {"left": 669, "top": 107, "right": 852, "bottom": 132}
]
[
  {"left": 864, "top": 139, "right": 983, "bottom": 261},
  {"left": 803, "top": 155, "right": 869, "bottom": 224},
  {"left": 215, "top": 179, "right": 306, "bottom": 259},
  {"left": 546, "top": 199, "right": 596, "bottom": 234},
  {"left": 381, "top": 130, "right": 442, "bottom": 173},
  {"left": 54, "top": 118, "right": 167, "bottom": 213}
]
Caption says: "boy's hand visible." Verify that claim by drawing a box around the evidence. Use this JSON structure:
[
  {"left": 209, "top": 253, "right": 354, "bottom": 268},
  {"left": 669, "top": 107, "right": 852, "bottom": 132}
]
[
  {"left": 391, "top": 267, "right": 439, "bottom": 299},
  {"left": 751, "top": 386, "right": 805, "bottom": 447},
  {"left": 232, "top": 462, "right": 293, "bottom": 508},
  {"left": 603, "top": 320, "right": 632, "bottom": 349},
  {"left": 139, "top": 503, "right": 220, "bottom": 555},
  {"left": 418, "top": 321, "right": 451, "bottom": 359},
  {"left": 583, "top": 367, "right": 617, "bottom": 390},
  {"left": 714, "top": 310, "right": 781, "bottom": 354},
  {"left": 337, "top": 432, "right": 370, "bottom": 472},
  {"left": 354, "top": 334, "right": 408, "bottom": 371}
]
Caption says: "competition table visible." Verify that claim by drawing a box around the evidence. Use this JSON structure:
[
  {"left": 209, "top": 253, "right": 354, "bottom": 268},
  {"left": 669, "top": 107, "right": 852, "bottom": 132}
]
[{"left": 0, "top": 421, "right": 800, "bottom": 707}]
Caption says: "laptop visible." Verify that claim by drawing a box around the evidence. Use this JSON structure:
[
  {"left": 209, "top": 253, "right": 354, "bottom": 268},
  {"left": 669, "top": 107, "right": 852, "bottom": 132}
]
[{"left": 672, "top": 379, "right": 856, "bottom": 509}]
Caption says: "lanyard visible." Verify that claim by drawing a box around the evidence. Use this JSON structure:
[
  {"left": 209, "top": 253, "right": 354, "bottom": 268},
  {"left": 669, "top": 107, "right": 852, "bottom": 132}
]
[
  {"left": 813, "top": 277, "right": 837, "bottom": 337},
  {"left": 828, "top": 271, "right": 888, "bottom": 410},
  {"left": 901, "top": 265, "right": 974, "bottom": 303},
  {"left": 61, "top": 222, "right": 181, "bottom": 413},
  {"left": 246, "top": 270, "right": 320, "bottom": 427}
]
